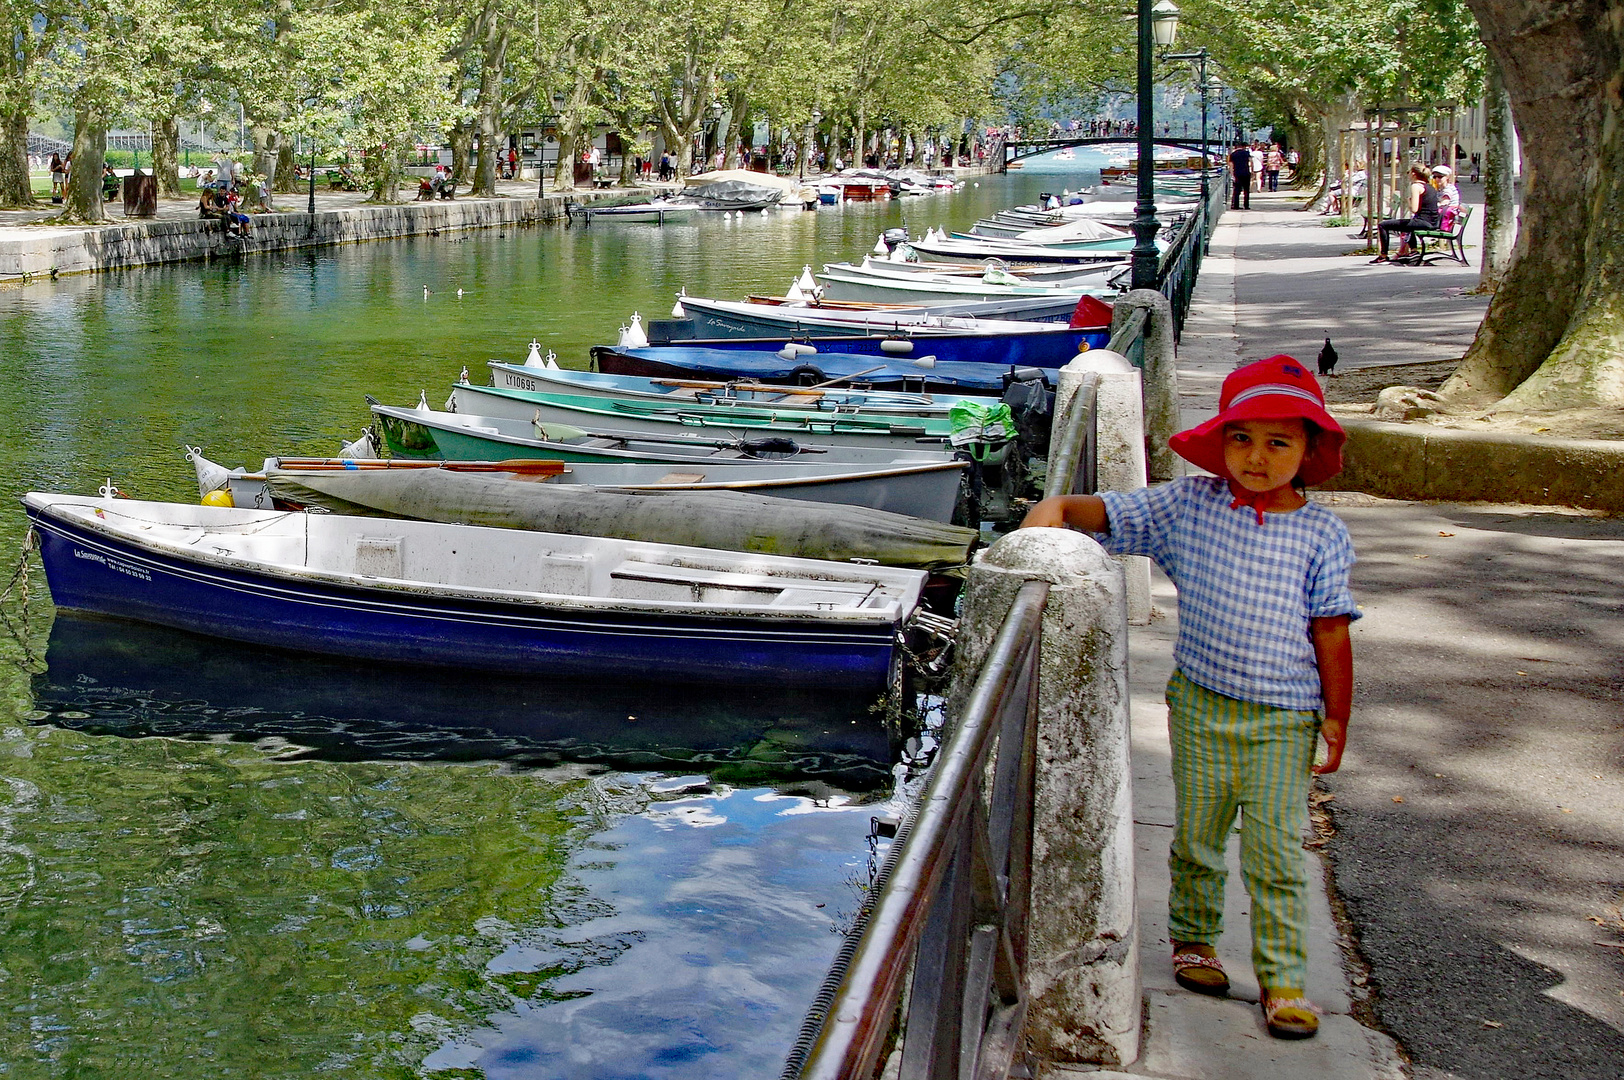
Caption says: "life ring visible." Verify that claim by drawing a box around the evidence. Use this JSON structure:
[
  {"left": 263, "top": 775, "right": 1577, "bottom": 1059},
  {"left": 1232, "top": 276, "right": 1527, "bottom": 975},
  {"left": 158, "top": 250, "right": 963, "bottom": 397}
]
[{"left": 789, "top": 363, "right": 826, "bottom": 386}]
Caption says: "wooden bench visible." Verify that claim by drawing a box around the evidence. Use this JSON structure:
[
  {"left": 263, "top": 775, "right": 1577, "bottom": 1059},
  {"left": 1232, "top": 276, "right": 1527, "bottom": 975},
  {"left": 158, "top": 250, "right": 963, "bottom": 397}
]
[{"left": 1412, "top": 205, "right": 1473, "bottom": 266}]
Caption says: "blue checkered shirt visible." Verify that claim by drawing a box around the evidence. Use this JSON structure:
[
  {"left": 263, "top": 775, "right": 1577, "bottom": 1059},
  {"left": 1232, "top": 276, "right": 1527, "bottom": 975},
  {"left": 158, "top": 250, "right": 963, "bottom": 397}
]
[{"left": 1100, "top": 476, "right": 1360, "bottom": 711}]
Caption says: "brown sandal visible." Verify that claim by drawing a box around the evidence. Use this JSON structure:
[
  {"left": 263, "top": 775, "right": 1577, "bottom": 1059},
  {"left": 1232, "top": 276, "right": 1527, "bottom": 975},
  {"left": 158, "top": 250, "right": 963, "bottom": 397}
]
[
  {"left": 1261, "top": 995, "right": 1321, "bottom": 1039},
  {"left": 1172, "top": 947, "right": 1230, "bottom": 997}
]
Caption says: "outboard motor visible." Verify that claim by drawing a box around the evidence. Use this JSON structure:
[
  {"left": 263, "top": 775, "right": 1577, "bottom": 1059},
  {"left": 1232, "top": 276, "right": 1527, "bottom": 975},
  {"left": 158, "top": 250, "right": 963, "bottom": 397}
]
[
  {"left": 1001, "top": 367, "right": 1055, "bottom": 460},
  {"left": 947, "top": 399, "right": 1021, "bottom": 527},
  {"left": 880, "top": 226, "right": 909, "bottom": 251}
]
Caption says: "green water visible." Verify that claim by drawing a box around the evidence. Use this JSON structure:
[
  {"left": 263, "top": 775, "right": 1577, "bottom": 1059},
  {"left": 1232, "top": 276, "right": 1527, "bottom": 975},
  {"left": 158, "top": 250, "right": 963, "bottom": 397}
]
[{"left": 0, "top": 171, "right": 1087, "bottom": 1077}]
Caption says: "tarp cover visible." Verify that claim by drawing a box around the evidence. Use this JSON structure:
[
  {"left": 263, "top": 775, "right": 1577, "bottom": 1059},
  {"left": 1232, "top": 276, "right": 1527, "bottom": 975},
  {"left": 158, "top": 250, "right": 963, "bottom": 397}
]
[
  {"left": 685, "top": 179, "right": 785, "bottom": 209},
  {"left": 265, "top": 468, "right": 976, "bottom": 572}
]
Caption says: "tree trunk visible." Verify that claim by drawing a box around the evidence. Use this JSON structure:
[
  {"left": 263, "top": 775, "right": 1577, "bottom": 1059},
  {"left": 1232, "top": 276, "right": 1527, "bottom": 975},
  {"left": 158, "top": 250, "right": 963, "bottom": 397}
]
[
  {"left": 1442, "top": 0, "right": 1624, "bottom": 409},
  {"left": 152, "top": 116, "right": 181, "bottom": 197},
  {"left": 250, "top": 126, "right": 278, "bottom": 187},
  {"left": 0, "top": 109, "right": 34, "bottom": 207},
  {"left": 470, "top": 13, "right": 510, "bottom": 198},
  {"left": 554, "top": 122, "right": 579, "bottom": 191},
  {"left": 275, "top": 143, "right": 298, "bottom": 193},
  {"left": 62, "top": 109, "right": 107, "bottom": 222},
  {"left": 449, "top": 120, "right": 473, "bottom": 185},
  {"left": 473, "top": 106, "right": 500, "bottom": 196},
  {"left": 366, "top": 145, "right": 402, "bottom": 203},
  {"left": 1477, "top": 57, "right": 1517, "bottom": 291}
]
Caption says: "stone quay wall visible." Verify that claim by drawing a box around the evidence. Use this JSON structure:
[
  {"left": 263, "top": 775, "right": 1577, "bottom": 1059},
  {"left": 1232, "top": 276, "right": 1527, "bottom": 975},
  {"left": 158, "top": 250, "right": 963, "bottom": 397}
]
[{"left": 0, "top": 191, "right": 634, "bottom": 279}]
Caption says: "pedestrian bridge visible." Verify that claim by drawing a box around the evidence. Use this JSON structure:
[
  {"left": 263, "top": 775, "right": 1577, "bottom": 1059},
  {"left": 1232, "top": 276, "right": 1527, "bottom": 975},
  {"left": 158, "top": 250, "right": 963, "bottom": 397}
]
[{"left": 1002, "top": 136, "right": 1216, "bottom": 169}]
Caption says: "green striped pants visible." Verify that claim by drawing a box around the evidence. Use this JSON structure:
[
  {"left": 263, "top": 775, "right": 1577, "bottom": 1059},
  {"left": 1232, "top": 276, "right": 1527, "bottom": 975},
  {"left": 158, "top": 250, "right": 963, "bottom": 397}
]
[{"left": 1165, "top": 670, "right": 1320, "bottom": 991}]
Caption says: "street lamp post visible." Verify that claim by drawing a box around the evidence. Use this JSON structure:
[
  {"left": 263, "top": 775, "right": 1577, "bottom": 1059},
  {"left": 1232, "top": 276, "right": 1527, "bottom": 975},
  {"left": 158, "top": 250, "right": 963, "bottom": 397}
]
[
  {"left": 1131, "top": 0, "right": 1181, "bottom": 291},
  {"left": 1163, "top": 48, "right": 1213, "bottom": 213}
]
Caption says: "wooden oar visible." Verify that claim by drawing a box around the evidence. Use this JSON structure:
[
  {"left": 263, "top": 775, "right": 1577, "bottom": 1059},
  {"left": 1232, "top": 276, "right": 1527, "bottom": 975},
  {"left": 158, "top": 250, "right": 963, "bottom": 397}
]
[{"left": 272, "top": 457, "right": 568, "bottom": 476}]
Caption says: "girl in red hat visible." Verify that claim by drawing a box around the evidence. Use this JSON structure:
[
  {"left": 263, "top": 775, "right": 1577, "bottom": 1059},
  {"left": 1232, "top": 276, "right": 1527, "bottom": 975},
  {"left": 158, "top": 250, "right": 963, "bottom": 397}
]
[{"left": 1020, "top": 356, "right": 1358, "bottom": 1040}]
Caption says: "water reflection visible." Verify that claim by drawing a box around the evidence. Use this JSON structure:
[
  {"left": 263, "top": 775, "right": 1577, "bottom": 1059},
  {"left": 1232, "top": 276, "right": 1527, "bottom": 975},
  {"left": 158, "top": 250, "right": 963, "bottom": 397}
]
[{"left": 34, "top": 613, "right": 897, "bottom": 788}]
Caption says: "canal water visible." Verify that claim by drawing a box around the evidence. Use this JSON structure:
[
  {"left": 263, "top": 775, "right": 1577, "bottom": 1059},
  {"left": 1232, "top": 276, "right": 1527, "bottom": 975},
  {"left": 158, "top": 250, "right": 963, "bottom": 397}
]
[{"left": 0, "top": 165, "right": 1101, "bottom": 1077}]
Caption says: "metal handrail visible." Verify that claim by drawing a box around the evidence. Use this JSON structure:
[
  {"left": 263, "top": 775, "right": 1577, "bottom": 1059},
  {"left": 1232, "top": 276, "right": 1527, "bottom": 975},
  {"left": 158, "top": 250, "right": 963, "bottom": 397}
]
[
  {"left": 789, "top": 578, "right": 1049, "bottom": 1080},
  {"left": 1044, "top": 371, "right": 1101, "bottom": 501}
]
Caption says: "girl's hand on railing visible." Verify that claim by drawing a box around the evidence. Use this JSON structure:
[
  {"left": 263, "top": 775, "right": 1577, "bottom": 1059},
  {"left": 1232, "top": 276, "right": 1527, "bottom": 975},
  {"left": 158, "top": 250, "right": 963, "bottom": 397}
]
[{"left": 1019, "top": 495, "right": 1108, "bottom": 532}]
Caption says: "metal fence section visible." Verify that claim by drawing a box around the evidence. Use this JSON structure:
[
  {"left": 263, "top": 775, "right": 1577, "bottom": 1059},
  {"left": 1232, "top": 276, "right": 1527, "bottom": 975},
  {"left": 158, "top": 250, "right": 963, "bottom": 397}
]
[
  {"left": 785, "top": 578, "right": 1050, "bottom": 1080},
  {"left": 1155, "top": 170, "right": 1226, "bottom": 340}
]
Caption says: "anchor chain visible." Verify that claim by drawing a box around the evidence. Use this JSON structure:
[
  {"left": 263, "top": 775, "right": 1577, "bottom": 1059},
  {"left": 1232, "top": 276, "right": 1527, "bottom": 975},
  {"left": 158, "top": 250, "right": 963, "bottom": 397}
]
[{"left": 0, "top": 529, "right": 47, "bottom": 673}]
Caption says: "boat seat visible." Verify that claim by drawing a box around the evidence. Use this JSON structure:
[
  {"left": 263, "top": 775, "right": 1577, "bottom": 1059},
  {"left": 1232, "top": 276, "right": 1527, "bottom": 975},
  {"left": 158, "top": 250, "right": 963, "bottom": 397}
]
[
  {"left": 355, "top": 536, "right": 403, "bottom": 578},
  {"left": 535, "top": 551, "right": 597, "bottom": 595},
  {"left": 610, "top": 560, "right": 879, "bottom": 606}
]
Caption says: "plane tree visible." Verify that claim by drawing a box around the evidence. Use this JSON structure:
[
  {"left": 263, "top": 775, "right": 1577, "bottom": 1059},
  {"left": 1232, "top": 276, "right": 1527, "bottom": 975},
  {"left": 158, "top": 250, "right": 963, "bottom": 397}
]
[{"left": 1439, "top": 0, "right": 1624, "bottom": 409}]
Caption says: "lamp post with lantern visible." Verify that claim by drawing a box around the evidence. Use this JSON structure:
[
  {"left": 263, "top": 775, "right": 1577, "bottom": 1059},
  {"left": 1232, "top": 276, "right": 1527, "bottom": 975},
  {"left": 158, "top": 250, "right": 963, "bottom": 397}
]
[
  {"left": 1162, "top": 46, "right": 1214, "bottom": 215},
  {"left": 1131, "top": 0, "right": 1181, "bottom": 290}
]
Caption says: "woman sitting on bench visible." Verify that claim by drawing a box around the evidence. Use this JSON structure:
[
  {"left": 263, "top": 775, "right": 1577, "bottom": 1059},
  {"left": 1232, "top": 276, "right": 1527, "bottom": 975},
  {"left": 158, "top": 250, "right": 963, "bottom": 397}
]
[{"left": 1371, "top": 164, "right": 1440, "bottom": 265}]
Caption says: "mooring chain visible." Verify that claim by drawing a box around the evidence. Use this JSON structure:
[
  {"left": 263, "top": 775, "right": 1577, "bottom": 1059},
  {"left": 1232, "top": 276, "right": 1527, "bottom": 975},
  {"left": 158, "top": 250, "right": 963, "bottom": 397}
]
[{"left": 0, "top": 530, "right": 46, "bottom": 673}]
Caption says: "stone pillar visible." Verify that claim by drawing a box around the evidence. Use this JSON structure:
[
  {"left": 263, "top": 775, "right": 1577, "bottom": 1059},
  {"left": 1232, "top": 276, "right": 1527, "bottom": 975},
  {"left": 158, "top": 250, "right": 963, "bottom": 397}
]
[
  {"left": 1049, "top": 350, "right": 1151, "bottom": 625},
  {"left": 1110, "top": 289, "right": 1181, "bottom": 482},
  {"left": 948, "top": 529, "right": 1139, "bottom": 1067}
]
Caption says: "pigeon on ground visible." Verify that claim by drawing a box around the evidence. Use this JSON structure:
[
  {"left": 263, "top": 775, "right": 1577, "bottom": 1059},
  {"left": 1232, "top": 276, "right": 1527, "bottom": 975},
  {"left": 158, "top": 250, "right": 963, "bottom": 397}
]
[{"left": 1317, "top": 336, "right": 1339, "bottom": 376}]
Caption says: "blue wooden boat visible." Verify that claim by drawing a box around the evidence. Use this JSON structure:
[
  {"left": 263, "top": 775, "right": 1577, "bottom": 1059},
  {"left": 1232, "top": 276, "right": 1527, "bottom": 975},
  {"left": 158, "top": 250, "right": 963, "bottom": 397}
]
[
  {"left": 599, "top": 314, "right": 1100, "bottom": 370},
  {"left": 25, "top": 493, "right": 929, "bottom": 690},
  {"left": 669, "top": 295, "right": 1108, "bottom": 340}
]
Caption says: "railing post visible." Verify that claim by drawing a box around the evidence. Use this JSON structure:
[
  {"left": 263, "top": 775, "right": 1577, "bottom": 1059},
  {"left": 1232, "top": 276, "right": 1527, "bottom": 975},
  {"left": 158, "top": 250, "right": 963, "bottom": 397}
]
[
  {"left": 1052, "top": 351, "right": 1152, "bottom": 626},
  {"left": 1109, "top": 290, "right": 1182, "bottom": 482},
  {"left": 947, "top": 530, "right": 1139, "bottom": 1068}
]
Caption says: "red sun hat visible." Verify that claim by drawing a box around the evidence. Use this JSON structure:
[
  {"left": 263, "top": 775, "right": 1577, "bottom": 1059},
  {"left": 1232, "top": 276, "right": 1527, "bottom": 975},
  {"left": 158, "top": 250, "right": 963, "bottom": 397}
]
[{"left": 1169, "top": 355, "right": 1346, "bottom": 486}]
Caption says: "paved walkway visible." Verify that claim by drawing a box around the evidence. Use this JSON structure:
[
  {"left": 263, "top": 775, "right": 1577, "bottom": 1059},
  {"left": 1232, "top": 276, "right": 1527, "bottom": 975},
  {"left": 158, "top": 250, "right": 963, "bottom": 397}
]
[{"left": 1048, "top": 190, "right": 1624, "bottom": 1079}]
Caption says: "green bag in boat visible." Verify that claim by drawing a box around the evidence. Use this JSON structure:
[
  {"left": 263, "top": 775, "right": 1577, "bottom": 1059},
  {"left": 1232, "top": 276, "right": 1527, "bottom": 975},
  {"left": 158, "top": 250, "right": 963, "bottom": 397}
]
[{"left": 948, "top": 400, "right": 1017, "bottom": 455}]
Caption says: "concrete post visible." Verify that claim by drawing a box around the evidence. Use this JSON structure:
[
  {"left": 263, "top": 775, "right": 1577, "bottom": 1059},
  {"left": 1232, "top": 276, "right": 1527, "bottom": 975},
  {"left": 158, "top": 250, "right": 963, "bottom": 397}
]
[
  {"left": 1110, "top": 289, "right": 1181, "bottom": 482},
  {"left": 1048, "top": 351, "right": 1152, "bottom": 625},
  {"left": 948, "top": 529, "right": 1139, "bottom": 1067}
]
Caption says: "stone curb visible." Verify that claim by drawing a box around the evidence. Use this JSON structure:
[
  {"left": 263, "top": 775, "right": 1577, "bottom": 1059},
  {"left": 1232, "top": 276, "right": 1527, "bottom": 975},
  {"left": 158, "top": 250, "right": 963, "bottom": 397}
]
[{"left": 1332, "top": 417, "right": 1624, "bottom": 511}]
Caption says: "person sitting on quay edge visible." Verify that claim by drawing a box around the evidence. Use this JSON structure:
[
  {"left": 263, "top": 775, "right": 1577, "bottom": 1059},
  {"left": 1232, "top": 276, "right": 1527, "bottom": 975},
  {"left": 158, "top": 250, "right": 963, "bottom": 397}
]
[
  {"left": 1370, "top": 163, "right": 1440, "bottom": 264},
  {"left": 101, "top": 164, "right": 120, "bottom": 203},
  {"left": 1229, "top": 142, "right": 1252, "bottom": 209}
]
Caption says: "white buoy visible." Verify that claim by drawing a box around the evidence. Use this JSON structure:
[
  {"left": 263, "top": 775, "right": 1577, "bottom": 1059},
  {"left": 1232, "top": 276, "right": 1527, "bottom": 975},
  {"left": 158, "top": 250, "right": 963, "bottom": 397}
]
[
  {"left": 873, "top": 234, "right": 888, "bottom": 255},
  {"left": 423, "top": 285, "right": 430, "bottom": 299},
  {"left": 526, "top": 339, "right": 546, "bottom": 367},
  {"left": 672, "top": 300, "right": 686, "bottom": 318},
  {"left": 903, "top": 355, "right": 937, "bottom": 369},
  {"left": 338, "top": 431, "right": 375, "bottom": 458},
  {"left": 544, "top": 349, "right": 559, "bottom": 369},
  {"left": 459, "top": 365, "right": 469, "bottom": 383},
  {"left": 617, "top": 313, "right": 649, "bottom": 350},
  {"left": 456, "top": 288, "right": 464, "bottom": 299},
  {"left": 786, "top": 281, "right": 805, "bottom": 302},
  {"left": 185, "top": 446, "right": 233, "bottom": 495},
  {"left": 417, "top": 390, "right": 431, "bottom": 412},
  {"left": 797, "top": 266, "right": 818, "bottom": 293},
  {"left": 879, "top": 338, "right": 915, "bottom": 355}
]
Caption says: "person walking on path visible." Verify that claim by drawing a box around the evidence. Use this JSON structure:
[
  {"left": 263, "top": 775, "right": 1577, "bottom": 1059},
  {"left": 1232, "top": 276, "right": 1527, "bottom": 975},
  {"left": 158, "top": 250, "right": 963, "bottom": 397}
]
[
  {"left": 1229, "top": 143, "right": 1252, "bottom": 209},
  {"left": 1019, "top": 356, "right": 1357, "bottom": 1042},
  {"left": 1266, "top": 144, "right": 1284, "bottom": 191}
]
